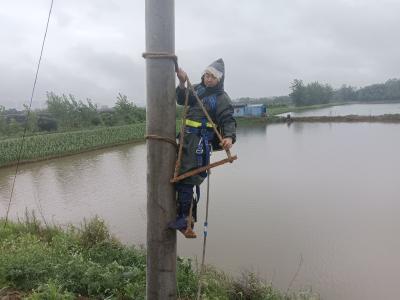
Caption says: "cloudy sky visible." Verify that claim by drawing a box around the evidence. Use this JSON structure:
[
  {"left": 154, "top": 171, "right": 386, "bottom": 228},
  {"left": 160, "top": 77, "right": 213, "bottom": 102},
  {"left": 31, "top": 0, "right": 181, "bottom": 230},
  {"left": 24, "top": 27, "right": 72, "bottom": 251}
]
[{"left": 1, "top": 0, "right": 399, "bottom": 109}]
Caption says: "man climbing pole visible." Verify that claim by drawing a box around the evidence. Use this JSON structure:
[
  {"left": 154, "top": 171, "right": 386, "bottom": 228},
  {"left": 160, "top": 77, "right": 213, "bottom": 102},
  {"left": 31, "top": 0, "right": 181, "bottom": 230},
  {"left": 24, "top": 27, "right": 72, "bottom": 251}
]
[{"left": 168, "top": 58, "right": 237, "bottom": 238}]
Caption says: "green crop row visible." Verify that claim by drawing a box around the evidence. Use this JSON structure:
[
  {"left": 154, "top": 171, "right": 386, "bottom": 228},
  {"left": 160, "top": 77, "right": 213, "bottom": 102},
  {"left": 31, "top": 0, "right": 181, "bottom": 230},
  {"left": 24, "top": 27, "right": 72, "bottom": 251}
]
[{"left": 0, "top": 124, "right": 146, "bottom": 167}]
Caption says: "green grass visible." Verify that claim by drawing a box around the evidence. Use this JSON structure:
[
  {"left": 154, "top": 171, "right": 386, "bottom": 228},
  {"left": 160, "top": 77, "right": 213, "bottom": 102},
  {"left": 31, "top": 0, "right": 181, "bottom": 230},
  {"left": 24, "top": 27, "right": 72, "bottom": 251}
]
[
  {"left": 236, "top": 103, "right": 350, "bottom": 126},
  {"left": 0, "top": 216, "right": 319, "bottom": 299},
  {"left": 268, "top": 103, "right": 346, "bottom": 116},
  {"left": 291, "top": 103, "right": 345, "bottom": 112},
  {"left": 0, "top": 123, "right": 146, "bottom": 167},
  {"left": 267, "top": 106, "right": 293, "bottom": 116}
]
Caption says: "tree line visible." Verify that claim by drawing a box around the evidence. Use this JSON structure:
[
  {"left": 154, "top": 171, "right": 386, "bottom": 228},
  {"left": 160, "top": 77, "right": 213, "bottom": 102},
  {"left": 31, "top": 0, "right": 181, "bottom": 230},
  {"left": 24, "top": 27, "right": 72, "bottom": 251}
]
[
  {"left": 233, "top": 78, "right": 400, "bottom": 107},
  {"left": 0, "top": 93, "right": 146, "bottom": 138},
  {"left": 289, "top": 78, "right": 400, "bottom": 106},
  {"left": 3, "top": 78, "right": 400, "bottom": 138}
]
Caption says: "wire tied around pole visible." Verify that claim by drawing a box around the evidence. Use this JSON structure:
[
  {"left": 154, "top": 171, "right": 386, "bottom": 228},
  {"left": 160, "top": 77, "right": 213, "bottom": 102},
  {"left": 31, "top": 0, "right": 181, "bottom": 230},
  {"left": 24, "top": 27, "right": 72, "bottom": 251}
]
[
  {"left": 142, "top": 53, "right": 180, "bottom": 150},
  {"left": 142, "top": 52, "right": 179, "bottom": 72},
  {"left": 145, "top": 135, "right": 177, "bottom": 147}
]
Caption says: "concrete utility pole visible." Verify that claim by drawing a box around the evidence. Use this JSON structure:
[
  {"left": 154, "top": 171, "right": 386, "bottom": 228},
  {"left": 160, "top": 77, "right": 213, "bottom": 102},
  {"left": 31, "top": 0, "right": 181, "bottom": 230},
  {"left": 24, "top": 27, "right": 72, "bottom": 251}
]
[{"left": 145, "top": 0, "right": 177, "bottom": 299}]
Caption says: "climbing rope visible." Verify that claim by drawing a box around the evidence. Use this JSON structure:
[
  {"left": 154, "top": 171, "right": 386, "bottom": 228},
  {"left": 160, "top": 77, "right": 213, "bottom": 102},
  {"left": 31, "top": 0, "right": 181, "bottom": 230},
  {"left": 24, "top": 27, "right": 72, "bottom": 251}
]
[
  {"left": 196, "top": 169, "right": 211, "bottom": 300},
  {"left": 4, "top": 0, "right": 55, "bottom": 226},
  {"left": 144, "top": 134, "right": 177, "bottom": 147},
  {"left": 174, "top": 88, "right": 190, "bottom": 179}
]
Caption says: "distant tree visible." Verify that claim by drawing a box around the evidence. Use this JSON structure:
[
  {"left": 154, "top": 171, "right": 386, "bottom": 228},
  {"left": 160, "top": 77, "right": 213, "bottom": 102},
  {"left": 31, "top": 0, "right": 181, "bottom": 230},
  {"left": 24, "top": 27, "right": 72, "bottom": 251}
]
[
  {"left": 23, "top": 104, "right": 39, "bottom": 133},
  {"left": 290, "top": 80, "right": 334, "bottom": 106},
  {"left": 99, "top": 111, "right": 118, "bottom": 126},
  {"left": 37, "top": 116, "right": 58, "bottom": 132},
  {"left": 46, "top": 92, "right": 101, "bottom": 129},
  {"left": 289, "top": 79, "right": 306, "bottom": 106},
  {"left": 383, "top": 79, "right": 400, "bottom": 100},
  {"left": 8, "top": 118, "right": 22, "bottom": 135},
  {"left": 0, "top": 105, "right": 7, "bottom": 136},
  {"left": 78, "top": 98, "right": 102, "bottom": 126},
  {"left": 46, "top": 92, "right": 75, "bottom": 129},
  {"left": 351, "top": 79, "right": 400, "bottom": 102},
  {"left": 271, "top": 95, "right": 292, "bottom": 105},
  {"left": 333, "top": 85, "right": 357, "bottom": 102},
  {"left": 305, "top": 82, "right": 333, "bottom": 105},
  {"left": 356, "top": 84, "right": 386, "bottom": 102},
  {"left": 114, "top": 93, "right": 145, "bottom": 124}
]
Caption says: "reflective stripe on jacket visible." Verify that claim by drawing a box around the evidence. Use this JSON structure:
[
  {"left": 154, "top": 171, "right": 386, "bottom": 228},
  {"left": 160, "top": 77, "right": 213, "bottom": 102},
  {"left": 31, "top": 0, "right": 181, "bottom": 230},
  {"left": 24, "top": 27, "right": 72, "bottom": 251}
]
[{"left": 185, "top": 119, "right": 213, "bottom": 128}]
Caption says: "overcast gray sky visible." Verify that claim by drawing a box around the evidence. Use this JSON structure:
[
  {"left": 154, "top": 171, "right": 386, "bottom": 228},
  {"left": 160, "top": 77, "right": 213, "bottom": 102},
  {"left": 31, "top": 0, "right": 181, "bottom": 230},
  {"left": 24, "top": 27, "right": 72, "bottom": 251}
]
[{"left": 1, "top": 0, "right": 399, "bottom": 109}]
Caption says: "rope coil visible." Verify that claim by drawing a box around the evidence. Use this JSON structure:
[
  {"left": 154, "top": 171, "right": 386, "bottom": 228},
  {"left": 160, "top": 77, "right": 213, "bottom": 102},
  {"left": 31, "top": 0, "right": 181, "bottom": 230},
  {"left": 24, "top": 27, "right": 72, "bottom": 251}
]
[
  {"left": 142, "top": 52, "right": 180, "bottom": 150},
  {"left": 145, "top": 134, "right": 177, "bottom": 147}
]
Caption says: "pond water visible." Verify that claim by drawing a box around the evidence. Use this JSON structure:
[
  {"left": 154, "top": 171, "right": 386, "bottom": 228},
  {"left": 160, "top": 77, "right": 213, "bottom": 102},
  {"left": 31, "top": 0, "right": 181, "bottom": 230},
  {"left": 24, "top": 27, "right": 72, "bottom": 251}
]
[
  {"left": 1, "top": 121, "right": 400, "bottom": 300},
  {"left": 278, "top": 102, "right": 400, "bottom": 117}
]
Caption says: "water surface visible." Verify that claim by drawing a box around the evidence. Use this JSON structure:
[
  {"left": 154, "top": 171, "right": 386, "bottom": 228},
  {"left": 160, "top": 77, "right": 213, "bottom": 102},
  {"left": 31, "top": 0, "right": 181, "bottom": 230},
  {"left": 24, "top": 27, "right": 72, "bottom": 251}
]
[
  {"left": 1, "top": 122, "right": 400, "bottom": 300},
  {"left": 279, "top": 102, "right": 400, "bottom": 117}
]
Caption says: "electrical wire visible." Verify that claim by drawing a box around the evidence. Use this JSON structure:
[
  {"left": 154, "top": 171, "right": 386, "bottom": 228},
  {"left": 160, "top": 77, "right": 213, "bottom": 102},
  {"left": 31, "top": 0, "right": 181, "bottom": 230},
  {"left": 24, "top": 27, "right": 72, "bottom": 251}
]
[{"left": 4, "top": 0, "right": 55, "bottom": 225}]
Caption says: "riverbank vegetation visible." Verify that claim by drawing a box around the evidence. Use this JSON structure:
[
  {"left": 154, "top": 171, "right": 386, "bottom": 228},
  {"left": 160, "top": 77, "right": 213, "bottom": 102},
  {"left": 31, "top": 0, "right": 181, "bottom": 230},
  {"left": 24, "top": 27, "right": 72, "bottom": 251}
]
[
  {"left": 266, "top": 103, "right": 344, "bottom": 116},
  {"left": 289, "top": 78, "right": 400, "bottom": 107},
  {"left": 0, "top": 216, "right": 319, "bottom": 299},
  {"left": 235, "top": 78, "right": 400, "bottom": 108},
  {"left": 3, "top": 78, "right": 400, "bottom": 140},
  {"left": 0, "top": 124, "right": 145, "bottom": 168},
  {"left": 2, "top": 78, "right": 400, "bottom": 167},
  {"left": 0, "top": 93, "right": 146, "bottom": 140},
  {"left": 3, "top": 108, "right": 400, "bottom": 168}
]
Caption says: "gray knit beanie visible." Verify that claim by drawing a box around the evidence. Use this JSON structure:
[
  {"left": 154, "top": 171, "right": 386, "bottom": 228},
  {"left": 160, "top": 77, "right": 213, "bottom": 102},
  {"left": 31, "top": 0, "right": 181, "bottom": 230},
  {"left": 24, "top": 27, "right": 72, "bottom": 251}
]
[{"left": 203, "top": 58, "right": 225, "bottom": 81}]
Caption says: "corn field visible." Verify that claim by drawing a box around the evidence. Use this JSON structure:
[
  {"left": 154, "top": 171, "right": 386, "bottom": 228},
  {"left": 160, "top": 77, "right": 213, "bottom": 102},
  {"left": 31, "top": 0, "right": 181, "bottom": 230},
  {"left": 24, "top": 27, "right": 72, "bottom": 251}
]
[{"left": 0, "top": 123, "right": 146, "bottom": 167}]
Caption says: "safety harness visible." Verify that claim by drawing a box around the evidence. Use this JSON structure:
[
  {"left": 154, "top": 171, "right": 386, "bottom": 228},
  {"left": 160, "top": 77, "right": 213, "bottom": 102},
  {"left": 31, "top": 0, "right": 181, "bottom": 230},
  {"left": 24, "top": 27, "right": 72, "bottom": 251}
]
[
  {"left": 185, "top": 94, "right": 217, "bottom": 177},
  {"left": 182, "top": 93, "right": 217, "bottom": 222}
]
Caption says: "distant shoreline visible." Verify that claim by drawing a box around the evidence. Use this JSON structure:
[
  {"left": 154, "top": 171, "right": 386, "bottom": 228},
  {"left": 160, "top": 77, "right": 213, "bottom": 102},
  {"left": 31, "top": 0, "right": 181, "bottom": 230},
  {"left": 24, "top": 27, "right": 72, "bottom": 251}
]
[
  {"left": 2, "top": 110, "right": 400, "bottom": 168},
  {"left": 271, "top": 114, "right": 400, "bottom": 123}
]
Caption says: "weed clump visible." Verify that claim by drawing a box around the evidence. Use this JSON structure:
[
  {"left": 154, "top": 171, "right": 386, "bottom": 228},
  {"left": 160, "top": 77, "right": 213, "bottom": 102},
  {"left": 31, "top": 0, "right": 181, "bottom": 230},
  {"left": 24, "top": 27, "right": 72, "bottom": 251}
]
[
  {"left": 0, "top": 217, "right": 319, "bottom": 299},
  {"left": 79, "top": 216, "right": 112, "bottom": 248}
]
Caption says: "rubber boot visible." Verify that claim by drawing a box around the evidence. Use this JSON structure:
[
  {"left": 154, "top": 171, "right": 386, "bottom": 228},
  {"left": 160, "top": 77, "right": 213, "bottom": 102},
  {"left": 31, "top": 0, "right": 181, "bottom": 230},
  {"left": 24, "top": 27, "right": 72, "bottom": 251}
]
[{"left": 168, "top": 184, "right": 196, "bottom": 238}]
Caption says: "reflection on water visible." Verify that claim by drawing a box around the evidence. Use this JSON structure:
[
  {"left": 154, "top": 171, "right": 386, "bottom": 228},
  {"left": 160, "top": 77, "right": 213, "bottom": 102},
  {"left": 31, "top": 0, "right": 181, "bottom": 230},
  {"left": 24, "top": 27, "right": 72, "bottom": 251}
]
[
  {"left": 1, "top": 124, "right": 400, "bottom": 300},
  {"left": 279, "top": 102, "right": 400, "bottom": 117},
  {"left": 0, "top": 143, "right": 148, "bottom": 245},
  {"left": 237, "top": 122, "right": 267, "bottom": 136}
]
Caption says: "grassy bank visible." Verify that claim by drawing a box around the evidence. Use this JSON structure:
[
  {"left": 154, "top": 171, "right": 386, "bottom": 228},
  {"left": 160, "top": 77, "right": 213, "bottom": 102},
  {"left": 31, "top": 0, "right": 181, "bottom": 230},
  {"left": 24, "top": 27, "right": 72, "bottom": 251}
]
[
  {"left": 235, "top": 103, "right": 346, "bottom": 126},
  {"left": 0, "top": 216, "right": 319, "bottom": 299},
  {"left": 0, "top": 124, "right": 146, "bottom": 168},
  {"left": 267, "top": 103, "right": 346, "bottom": 116}
]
